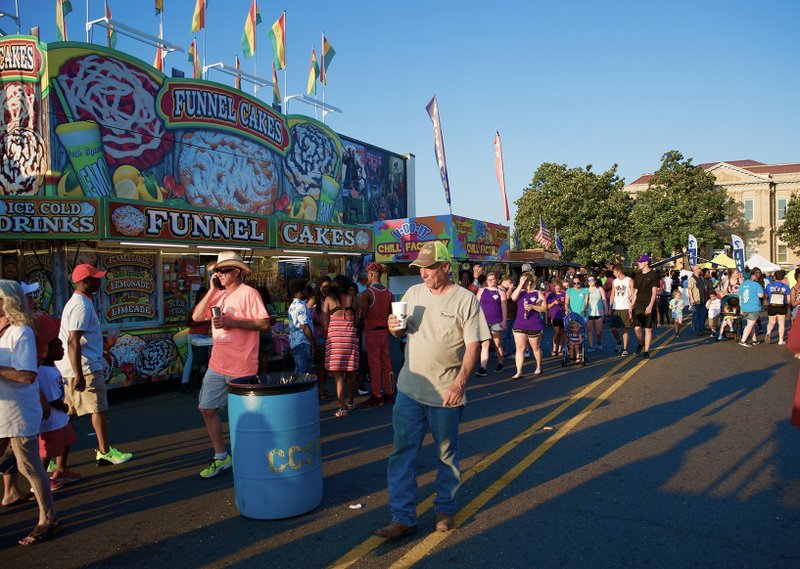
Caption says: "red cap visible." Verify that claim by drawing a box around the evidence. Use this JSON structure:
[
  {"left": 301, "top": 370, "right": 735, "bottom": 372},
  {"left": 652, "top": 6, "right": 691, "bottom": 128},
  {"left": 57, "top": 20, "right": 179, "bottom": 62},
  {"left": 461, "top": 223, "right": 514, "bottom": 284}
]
[{"left": 72, "top": 264, "right": 107, "bottom": 283}]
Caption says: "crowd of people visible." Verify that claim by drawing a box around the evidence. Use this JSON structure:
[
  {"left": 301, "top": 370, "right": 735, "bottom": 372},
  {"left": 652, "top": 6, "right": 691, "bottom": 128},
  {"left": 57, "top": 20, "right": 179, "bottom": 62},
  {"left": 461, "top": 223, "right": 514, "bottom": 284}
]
[{"left": 4, "top": 245, "right": 799, "bottom": 546}]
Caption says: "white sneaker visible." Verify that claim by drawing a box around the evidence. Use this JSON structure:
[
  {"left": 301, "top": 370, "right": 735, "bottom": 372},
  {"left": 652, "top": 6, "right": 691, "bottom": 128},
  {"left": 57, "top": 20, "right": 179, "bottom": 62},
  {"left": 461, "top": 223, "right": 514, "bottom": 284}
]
[{"left": 778, "top": 340, "right": 786, "bottom": 345}]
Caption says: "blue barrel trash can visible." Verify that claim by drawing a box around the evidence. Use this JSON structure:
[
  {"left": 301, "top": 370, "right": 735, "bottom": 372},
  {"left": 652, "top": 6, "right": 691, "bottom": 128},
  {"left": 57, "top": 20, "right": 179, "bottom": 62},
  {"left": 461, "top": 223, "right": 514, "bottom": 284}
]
[{"left": 226, "top": 373, "right": 322, "bottom": 520}]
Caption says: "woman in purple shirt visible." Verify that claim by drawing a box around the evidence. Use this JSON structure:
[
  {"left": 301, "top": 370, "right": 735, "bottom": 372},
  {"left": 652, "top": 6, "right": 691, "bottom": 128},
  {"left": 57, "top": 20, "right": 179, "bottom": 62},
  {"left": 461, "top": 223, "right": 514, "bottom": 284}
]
[
  {"left": 510, "top": 272, "right": 546, "bottom": 379},
  {"left": 546, "top": 279, "right": 566, "bottom": 358},
  {"left": 476, "top": 272, "right": 507, "bottom": 376}
]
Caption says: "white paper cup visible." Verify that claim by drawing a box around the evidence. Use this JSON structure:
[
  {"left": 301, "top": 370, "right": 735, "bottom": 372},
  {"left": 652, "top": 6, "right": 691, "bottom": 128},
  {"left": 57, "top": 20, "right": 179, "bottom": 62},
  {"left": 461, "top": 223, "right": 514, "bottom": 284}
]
[{"left": 392, "top": 301, "right": 408, "bottom": 330}]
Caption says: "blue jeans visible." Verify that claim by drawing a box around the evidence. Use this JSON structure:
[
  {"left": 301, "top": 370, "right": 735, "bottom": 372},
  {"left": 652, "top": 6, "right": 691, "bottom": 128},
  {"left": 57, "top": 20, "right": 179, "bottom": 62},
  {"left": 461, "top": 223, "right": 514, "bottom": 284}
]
[
  {"left": 292, "top": 343, "right": 313, "bottom": 374},
  {"left": 502, "top": 319, "right": 515, "bottom": 354},
  {"left": 387, "top": 391, "right": 463, "bottom": 526},
  {"left": 692, "top": 303, "right": 707, "bottom": 333}
]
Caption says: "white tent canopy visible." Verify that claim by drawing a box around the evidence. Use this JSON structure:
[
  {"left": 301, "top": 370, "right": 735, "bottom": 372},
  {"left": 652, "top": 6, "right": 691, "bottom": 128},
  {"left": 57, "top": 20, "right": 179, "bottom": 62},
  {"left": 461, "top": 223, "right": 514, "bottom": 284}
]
[{"left": 745, "top": 253, "right": 780, "bottom": 273}]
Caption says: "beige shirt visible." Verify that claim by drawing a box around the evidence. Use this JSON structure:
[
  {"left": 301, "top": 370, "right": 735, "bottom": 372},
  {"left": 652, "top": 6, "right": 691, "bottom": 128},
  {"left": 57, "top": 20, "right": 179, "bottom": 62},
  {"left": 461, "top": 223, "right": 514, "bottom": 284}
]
[{"left": 398, "top": 283, "right": 490, "bottom": 407}]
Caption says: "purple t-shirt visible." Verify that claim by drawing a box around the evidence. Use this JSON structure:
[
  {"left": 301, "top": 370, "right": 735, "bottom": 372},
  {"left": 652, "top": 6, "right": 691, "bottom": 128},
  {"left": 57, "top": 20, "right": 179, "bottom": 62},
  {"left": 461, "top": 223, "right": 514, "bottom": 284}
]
[
  {"left": 513, "top": 290, "right": 544, "bottom": 331},
  {"left": 546, "top": 290, "right": 566, "bottom": 321},
  {"left": 479, "top": 287, "right": 504, "bottom": 325}
]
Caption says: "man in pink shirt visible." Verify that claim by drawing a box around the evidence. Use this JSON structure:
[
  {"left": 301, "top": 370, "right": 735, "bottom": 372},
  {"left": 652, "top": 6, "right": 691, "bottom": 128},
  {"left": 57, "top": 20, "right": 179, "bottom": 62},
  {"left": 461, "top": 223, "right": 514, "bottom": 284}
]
[{"left": 192, "top": 252, "right": 270, "bottom": 478}]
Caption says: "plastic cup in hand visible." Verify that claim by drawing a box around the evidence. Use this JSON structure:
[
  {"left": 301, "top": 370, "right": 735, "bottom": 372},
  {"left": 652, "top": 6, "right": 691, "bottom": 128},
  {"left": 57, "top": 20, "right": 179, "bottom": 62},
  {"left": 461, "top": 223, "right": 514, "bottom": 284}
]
[
  {"left": 211, "top": 306, "right": 221, "bottom": 328},
  {"left": 392, "top": 301, "right": 408, "bottom": 330}
]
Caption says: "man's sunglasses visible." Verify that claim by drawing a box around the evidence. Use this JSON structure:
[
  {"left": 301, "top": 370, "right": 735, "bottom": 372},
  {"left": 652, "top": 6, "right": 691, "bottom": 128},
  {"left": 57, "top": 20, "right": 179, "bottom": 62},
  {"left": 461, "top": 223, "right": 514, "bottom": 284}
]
[{"left": 217, "top": 267, "right": 237, "bottom": 274}]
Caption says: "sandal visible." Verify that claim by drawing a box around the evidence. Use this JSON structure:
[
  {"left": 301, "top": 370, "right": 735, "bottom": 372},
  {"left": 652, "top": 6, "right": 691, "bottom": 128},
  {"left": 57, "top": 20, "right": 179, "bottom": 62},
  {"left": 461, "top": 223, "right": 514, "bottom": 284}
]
[
  {"left": 334, "top": 408, "right": 349, "bottom": 418},
  {"left": 550, "top": 351, "right": 557, "bottom": 357},
  {"left": 318, "top": 391, "right": 334, "bottom": 401},
  {"left": 346, "top": 403, "right": 356, "bottom": 411},
  {"left": 533, "top": 369, "right": 542, "bottom": 375},
  {"left": 511, "top": 374, "right": 524, "bottom": 380},
  {"left": 19, "top": 519, "right": 62, "bottom": 546},
  {"left": 2, "top": 491, "right": 33, "bottom": 508}
]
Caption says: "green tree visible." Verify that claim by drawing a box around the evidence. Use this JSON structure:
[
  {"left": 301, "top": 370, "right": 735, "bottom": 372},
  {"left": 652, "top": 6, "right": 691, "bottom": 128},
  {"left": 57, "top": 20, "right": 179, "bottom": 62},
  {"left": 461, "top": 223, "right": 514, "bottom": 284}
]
[
  {"left": 514, "top": 162, "right": 633, "bottom": 266},
  {"left": 628, "top": 150, "right": 729, "bottom": 260},
  {"left": 776, "top": 192, "right": 800, "bottom": 253}
]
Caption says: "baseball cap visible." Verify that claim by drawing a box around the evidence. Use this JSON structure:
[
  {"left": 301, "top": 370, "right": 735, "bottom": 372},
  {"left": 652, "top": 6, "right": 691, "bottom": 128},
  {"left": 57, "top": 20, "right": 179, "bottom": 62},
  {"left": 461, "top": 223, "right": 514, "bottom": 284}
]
[
  {"left": 521, "top": 263, "right": 533, "bottom": 272},
  {"left": 20, "top": 281, "right": 40, "bottom": 295},
  {"left": 72, "top": 263, "right": 107, "bottom": 283},
  {"left": 410, "top": 241, "right": 451, "bottom": 268},
  {"left": 587, "top": 276, "right": 596, "bottom": 283},
  {"left": 636, "top": 254, "right": 651, "bottom": 264}
]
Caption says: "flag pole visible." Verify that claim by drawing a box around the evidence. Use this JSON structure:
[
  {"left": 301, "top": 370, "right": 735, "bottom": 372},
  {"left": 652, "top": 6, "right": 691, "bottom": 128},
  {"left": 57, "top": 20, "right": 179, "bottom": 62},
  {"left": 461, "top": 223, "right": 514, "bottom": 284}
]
[
  {"left": 158, "top": 9, "right": 163, "bottom": 70},
  {"left": 202, "top": 3, "right": 206, "bottom": 79},
  {"left": 283, "top": 11, "right": 287, "bottom": 113},
  {"left": 86, "top": 0, "right": 89, "bottom": 41},
  {"left": 321, "top": 31, "right": 325, "bottom": 123}
]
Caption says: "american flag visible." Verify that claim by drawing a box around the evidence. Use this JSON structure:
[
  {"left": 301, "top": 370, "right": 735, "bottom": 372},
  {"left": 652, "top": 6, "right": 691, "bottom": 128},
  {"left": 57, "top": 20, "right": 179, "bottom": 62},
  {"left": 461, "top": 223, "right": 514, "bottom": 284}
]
[
  {"left": 554, "top": 226, "right": 564, "bottom": 255},
  {"left": 535, "top": 217, "right": 552, "bottom": 249}
]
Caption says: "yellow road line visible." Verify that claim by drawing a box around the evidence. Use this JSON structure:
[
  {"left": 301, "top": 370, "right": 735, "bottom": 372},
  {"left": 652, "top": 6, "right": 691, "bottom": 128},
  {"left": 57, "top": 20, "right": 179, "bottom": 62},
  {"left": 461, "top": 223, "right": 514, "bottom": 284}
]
[
  {"left": 328, "top": 329, "right": 670, "bottom": 569},
  {"left": 387, "top": 333, "right": 676, "bottom": 569}
]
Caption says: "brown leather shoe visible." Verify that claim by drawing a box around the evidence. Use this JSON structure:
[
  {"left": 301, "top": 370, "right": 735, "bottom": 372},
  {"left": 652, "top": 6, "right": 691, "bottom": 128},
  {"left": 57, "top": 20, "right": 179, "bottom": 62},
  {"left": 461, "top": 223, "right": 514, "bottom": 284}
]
[
  {"left": 374, "top": 521, "right": 417, "bottom": 539},
  {"left": 435, "top": 513, "right": 454, "bottom": 532}
]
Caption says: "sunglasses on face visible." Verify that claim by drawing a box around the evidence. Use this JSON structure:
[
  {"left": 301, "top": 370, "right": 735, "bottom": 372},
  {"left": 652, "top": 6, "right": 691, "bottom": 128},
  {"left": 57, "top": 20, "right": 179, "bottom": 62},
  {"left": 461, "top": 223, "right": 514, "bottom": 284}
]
[
  {"left": 217, "top": 267, "right": 237, "bottom": 274},
  {"left": 573, "top": 281, "right": 580, "bottom": 285}
]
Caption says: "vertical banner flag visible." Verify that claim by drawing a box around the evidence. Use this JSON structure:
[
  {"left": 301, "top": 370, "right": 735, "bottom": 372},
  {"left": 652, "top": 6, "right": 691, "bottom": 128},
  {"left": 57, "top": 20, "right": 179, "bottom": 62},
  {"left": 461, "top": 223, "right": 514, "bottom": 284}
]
[
  {"left": 188, "top": 39, "right": 200, "bottom": 78},
  {"left": 320, "top": 34, "right": 335, "bottom": 85},
  {"left": 307, "top": 48, "right": 319, "bottom": 96},
  {"left": 191, "top": 0, "right": 205, "bottom": 32},
  {"left": 688, "top": 234, "right": 698, "bottom": 267},
  {"left": 105, "top": 2, "right": 117, "bottom": 49},
  {"left": 56, "top": 0, "right": 72, "bottom": 41},
  {"left": 241, "top": 0, "right": 261, "bottom": 59},
  {"left": 731, "top": 234, "right": 745, "bottom": 273},
  {"left": 535, "top": 217, "right": 552, "bottom": 249},
  {"left": 425, "top": 96, "right": 452, "bottom": 208},
  {"left": 554, "top": 226, "right": 564, "bottom": 255},
  {"left": 234, "top": 55, "right": 241, "bottom": 89},
  {"left": 269, "top": 12, "right": 286, "bottom": 70},
  {"left": 493, "top": 131, "right": 510, "bottom": 222},
  {"left": 155, "top": 0, "right": 163, "bottom": 16},
  {"left": 153, "top": 46, "right": 163, "bottom": 71},
  {"left": 272, "top": 62, "right": 280, "bottom": 105}
]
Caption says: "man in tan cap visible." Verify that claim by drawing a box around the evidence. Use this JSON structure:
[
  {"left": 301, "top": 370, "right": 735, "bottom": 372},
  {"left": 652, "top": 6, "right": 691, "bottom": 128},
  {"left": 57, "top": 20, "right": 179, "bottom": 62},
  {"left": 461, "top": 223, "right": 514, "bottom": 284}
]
[
  {"left": 374, "top": 241, "right": 490, "bottom": 539},
  {"left": 192, "top": 251, "right": 270, "bottom": 478},
  {"left": 56, "top": 264, "right": 132, "bottom": 466}
]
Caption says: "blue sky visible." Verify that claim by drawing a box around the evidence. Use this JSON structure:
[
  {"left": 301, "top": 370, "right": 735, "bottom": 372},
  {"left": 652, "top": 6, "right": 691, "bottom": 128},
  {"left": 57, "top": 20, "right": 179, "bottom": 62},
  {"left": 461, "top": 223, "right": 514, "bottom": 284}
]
[{"left": 11, "top": 0, "right": 800, "bottom": 225}]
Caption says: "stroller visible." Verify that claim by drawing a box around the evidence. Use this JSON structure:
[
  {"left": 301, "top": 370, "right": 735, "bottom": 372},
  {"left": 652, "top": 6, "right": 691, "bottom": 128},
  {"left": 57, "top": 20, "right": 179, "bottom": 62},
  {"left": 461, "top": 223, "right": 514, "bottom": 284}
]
[
  {"left": 718, "top": 294, "right": 742, "bottom": 341},
  {"left": 562, "top": 312, "right": 587, "bottom": 367}
]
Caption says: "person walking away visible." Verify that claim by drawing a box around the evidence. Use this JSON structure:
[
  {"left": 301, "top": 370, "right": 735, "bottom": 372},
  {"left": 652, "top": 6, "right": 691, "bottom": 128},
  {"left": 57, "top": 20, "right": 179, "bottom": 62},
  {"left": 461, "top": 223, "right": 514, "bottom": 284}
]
[
  {"left": 374, "top": 241, "right": 489, "bottom": 539},
  {"left": 610, "top": 264, "right": 634, "bottom": 356},
  {"left": 37, "top": 318, "right": 81, "bottom": 490},
  {"left": 546, "top": 279, "right": 566, "bottom": 357},
  {"left": 360, "top": 263, "right": 395, "bottom": 408},
  {"left": 476, "top": 272, "right": 507, "bottom": 376},
  {"left": 706, "top": 290, "right": 721, "bottom": 337},
  {"left": 658, "top": 270, "right": 673, "bottom": 326},
  {"left": 765, "top": 270, "right": 790, "bottom": 344},
  {"left": 500, "top": 277, "right": 517, "bottom": 357},
  {"left": 287, "top": 279, "right": 316, "bottom": 378},
  {"left": 687, "top": 265, "right": 708, "bottom": 335},
  {"left": 737, "top": 270, "right": 765, "bottom": 347},
  {"left": 668, "top": 289, "right": 685, "bottom": 337},
  {"left": 55, "top": 264, "right": 132, "bottom": 466},
  {"left": 323, "top": 276, "right": 360, "bottom": 417},
  {"left": 510, "top": 273, "right": 547, "bottom": 378},
  {"left": 192, "top": 252, "right": 269, "bottom": 478},
  {"left": 585, "top": 276, "right": 608, "bottom": 352},
  {"left": 182, "top": 287, "right": 210, "bottom": 393},
  {"left": 0, "top": 280, "right": 61, "bottom": 545},
  {"left": 308, "top": 276, "right": 332, "bottom": 399},
  {"left": 630, "top": 255, "right": 659, "bottom": 359}
]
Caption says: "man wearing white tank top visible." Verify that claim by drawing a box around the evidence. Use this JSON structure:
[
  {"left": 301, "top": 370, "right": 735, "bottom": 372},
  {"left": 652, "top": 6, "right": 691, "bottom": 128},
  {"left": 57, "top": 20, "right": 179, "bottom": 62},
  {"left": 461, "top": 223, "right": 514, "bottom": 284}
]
[{"left": 610, "top": 263, "right": 633, "bottom": 356}]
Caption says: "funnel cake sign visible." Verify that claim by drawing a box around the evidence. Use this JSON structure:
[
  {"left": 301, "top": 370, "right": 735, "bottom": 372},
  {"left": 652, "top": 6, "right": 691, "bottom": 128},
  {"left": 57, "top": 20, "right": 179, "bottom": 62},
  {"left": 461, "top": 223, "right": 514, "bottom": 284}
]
[
  {"left": 157, "top": 80, "right": 290, "bottom": 154},
  {"left": 0, "top": 37, "right": 44, "bottom": 82}
]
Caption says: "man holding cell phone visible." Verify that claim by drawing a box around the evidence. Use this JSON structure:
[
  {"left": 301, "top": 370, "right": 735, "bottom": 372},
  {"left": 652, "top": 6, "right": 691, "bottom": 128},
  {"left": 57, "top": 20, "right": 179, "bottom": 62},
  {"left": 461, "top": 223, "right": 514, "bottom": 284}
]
[{"left": 192, "top": 251, "right": 270, "bottom": 478}]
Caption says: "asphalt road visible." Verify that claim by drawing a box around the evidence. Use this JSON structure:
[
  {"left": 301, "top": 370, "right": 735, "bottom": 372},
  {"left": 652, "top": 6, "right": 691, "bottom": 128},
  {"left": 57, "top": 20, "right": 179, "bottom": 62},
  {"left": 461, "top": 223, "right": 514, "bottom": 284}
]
[{"left": 3, "top": 325, "right": 800, "bottom": 568}]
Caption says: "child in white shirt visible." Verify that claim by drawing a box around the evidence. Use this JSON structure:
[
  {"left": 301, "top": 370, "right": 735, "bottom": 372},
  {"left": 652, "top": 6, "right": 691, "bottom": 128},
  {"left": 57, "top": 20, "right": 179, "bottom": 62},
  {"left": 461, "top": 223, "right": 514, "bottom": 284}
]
[
  {"left": 668, "top": 289, "right": 685, "bottom": 337},
  {"left": 706, "top": 290, "right": 721, "bottom": 336}
]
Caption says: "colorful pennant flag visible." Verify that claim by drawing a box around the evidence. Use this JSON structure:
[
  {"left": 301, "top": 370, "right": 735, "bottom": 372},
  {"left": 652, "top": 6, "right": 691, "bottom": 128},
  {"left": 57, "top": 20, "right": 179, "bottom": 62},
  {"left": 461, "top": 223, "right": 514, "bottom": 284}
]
[
  {"left": 56, "top": 0, "right": 72, "bottom": 41},
  {"left": 105, "top": 1, "right": 117, "bottom": 49},
  {"left": 425, "top": 95, "right": 452, "bottom": 208},
  {"left": 241, "top": 0, "right": 261, "bottom": 59},
  {"left": 535, "top": 217, "right": 552, "bottom": 249},
  {"left": 320, "top": 33, "right": 335, "bottom": 85},
  {"left": 234, "top": 55, "right": 241, "bottom": 89},
  {"left": 272, "top": 62, "right": 280, "bottom": 106},
  {"left": 191, "top": 0, "right": 205, "bottom": 33},
  {"left": 268, "top": 12, "right": 286, "bottom": 70},
  {"left": 554, "top": 226, "right": 564, "bottom": 255},
  {"left": 188, "top": 39, "right": 201, "bottom": 79},
  {"left": 155, "top": 0, "right": 163, "bottom": 16},
  {"left": 493, "top": 131, "right": 510, "bottom": 222},
  {"left": 307, "top": 48, "right": 319, "bottom": 96},
  {"left": 153, "top": 45, "right": 163, "bottom": 72}
]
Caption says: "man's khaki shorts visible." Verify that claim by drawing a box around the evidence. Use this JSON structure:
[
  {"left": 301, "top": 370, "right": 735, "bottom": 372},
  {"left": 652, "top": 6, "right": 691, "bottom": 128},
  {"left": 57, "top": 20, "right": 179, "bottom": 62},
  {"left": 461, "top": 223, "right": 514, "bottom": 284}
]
[{"left": 65, "top": 372, "right": 108, "bottom": 417}]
